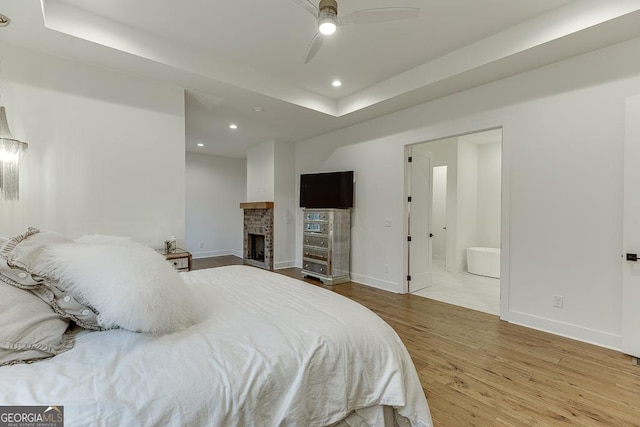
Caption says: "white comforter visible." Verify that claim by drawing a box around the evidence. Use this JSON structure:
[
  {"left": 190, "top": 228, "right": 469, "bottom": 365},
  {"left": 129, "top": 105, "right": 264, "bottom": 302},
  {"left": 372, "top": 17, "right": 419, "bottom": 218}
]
[{"left": 0, "top": 266, "right": 432, "bottom": 426}]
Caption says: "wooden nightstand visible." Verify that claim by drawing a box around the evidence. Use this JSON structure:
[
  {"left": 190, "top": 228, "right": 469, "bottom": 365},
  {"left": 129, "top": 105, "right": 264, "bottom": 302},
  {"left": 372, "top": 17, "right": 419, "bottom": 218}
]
[{"left": 162, "top": 249, "right": 192, "bottom": 272}]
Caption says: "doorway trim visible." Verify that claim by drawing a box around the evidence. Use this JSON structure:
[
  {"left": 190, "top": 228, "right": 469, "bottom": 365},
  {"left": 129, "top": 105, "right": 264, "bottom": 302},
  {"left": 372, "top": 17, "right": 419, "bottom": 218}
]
[{"left": 402, "top": 125, "right": 510, "bottom": 321}]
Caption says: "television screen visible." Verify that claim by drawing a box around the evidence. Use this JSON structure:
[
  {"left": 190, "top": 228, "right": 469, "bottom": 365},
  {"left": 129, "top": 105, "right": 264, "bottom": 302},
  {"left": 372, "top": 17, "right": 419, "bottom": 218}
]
[{"left": 300, "top": 171, "right": 354, "bottom": 209}]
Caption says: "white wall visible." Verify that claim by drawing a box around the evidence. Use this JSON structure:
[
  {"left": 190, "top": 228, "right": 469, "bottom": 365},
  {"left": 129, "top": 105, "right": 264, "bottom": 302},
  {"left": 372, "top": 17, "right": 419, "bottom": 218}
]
[
  {"left": 0, "top": 42, "right": 186, "bottom": 247},
  {"left": 185, "top": 152, "right": 245, "bottom": 258},
  {"left": 295, "top": 138, "right": 405, "bottom": 290},
  {"left": 477, "top": 142, "right": 502, "bottom": 248},
  {"left": 295, "top": 36, "right": 640, "bottom": 350},
  {"left": 247, "top": 140, "right": 275, "bottom": 201},
  {"left": 274, "top": 141, "right": 296, "bottom": 268},
  {"left": 246, "top": 139, "right": 296, "bottom": 268},
  {"left": 456, "top": 140, "right": 479, "bottom": 272}
]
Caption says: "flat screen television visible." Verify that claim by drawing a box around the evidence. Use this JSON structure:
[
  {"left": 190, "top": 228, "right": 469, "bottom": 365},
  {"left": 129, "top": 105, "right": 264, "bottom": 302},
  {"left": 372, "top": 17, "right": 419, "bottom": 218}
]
[{"left": 299, "top": 171, "right": 354, "bottom": 209}]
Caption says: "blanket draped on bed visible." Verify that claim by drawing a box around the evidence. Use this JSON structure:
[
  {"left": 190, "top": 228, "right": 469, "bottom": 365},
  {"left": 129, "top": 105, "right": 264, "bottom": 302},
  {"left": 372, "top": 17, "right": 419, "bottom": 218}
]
[{"left": 0, "top": 266, "right": 432, "bottom": 427}]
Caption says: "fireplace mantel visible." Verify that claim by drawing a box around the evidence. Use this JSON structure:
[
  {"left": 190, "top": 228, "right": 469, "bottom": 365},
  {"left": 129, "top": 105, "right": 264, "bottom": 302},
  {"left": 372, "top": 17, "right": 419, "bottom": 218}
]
[{"left": 240, "top": 202, "right": 274, "bottom": 210}]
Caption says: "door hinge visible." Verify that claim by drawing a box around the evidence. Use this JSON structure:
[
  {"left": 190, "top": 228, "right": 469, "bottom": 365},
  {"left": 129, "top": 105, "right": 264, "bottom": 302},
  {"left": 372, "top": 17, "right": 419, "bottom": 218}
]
[
  {"left": 407, "top": 275, "right": 412, "bottom": 281},
  {"left": 408, "top": 196, "right": 412, "bottom": 202},
  {"left": 408, "top": 156, "right": 413, "bottom": 163},
  {"left": 407, "top": 236, "right": 412, "bottom": 242}
]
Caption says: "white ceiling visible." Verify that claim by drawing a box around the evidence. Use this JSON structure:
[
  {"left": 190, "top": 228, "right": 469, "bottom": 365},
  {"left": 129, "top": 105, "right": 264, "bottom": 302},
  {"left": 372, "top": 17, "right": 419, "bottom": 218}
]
[{"left": 2, "top": 0, "right": 640, "bottom": 158}]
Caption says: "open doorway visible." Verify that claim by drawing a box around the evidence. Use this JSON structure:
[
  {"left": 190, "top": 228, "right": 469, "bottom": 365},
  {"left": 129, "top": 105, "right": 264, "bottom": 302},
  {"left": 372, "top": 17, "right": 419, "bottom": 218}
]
[{"left": 405, "top": 128, "right": 502, "bottom": 315}]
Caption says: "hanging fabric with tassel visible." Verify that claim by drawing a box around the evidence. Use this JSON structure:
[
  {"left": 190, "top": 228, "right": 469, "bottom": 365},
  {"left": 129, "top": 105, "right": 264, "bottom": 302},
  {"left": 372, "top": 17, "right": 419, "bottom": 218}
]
[{"left": 0, "top": 106, "right": 28, "bottom": 201}]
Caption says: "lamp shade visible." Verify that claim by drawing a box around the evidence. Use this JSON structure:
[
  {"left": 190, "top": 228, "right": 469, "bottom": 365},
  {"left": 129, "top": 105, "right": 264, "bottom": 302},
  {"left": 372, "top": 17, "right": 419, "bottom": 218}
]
[
  {"left": 0, "top": 106, "right": 22, "bottom": 140},
  {"left": 0, "top": 106, "right": 27, "bottom": 160},
  {"left": 0, "top": 106, "right": 28, "bottom": 200}
]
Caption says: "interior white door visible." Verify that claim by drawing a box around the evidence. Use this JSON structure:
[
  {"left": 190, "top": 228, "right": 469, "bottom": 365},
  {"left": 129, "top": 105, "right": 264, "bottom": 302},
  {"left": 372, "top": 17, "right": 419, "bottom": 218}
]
[
  {"left": 623, "top": 95, "right": 640, "bottom": 358},
  {"left": 432, "top": 166, "right": 448, "bottom": 266},
  {"left": 407, "top": 148, "right": 433, "bottom": 293}
]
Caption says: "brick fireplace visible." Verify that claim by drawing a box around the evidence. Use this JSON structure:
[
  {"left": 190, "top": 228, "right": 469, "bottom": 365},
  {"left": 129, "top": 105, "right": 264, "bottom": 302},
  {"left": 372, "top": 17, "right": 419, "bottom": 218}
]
[{"left": 240, "top": 202, "right": 274, "bottom": 271}]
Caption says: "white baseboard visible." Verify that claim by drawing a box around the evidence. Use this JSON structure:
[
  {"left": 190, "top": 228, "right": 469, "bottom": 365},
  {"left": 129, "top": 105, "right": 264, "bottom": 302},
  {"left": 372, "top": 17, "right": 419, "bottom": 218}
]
[
  {"left": 191, "top": 250, "right": 242, "bottom": 259},
  {"left": 349, "top": 272, "right": 401, "bottom": 293},
  {"left": 505, "top": 310, "right": 622, "bottom": 351},
  {"left": 274, "top": 261, "right": 296, "bottom": 270}
]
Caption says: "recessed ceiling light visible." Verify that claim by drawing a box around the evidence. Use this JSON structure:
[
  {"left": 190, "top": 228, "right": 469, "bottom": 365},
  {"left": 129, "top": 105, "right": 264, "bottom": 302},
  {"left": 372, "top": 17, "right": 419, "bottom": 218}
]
[
  {"left": 253, "top": 106, "right": 264, "bottom": 113},
  {"left": 0, "top": 14, "right": 10, "bottom": 27},
  {"left": 197, "top": 143, "right": 204, "bottom": 147},
  {"left": 229, "top": 124, "right": 238, "bottom": 130},
  {"left": 332, "top": 80, "right": 342, "bottom": 87}
]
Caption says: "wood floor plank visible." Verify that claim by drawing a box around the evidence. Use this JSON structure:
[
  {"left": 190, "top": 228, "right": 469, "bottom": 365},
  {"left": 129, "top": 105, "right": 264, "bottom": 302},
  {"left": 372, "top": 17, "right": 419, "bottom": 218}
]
[{"left": 193, "top": 259, "right": 640, "bottom": 426}]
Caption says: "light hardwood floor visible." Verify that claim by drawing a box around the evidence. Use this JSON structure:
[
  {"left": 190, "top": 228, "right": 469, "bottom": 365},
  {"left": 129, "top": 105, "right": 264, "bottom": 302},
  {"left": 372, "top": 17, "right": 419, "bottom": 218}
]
[{"left": 193, "top": 257, "right": 640, "bottom": 426}]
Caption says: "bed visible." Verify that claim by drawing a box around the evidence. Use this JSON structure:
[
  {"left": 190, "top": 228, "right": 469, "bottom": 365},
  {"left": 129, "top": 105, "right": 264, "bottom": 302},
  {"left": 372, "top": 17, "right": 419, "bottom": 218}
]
[{"left": 0, "top": 230, "right": 433, "bottom": 426}]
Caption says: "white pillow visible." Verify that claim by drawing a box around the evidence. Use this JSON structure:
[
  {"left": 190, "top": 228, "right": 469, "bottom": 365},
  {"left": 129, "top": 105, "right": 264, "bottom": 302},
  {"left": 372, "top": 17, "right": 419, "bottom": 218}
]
[{"left": 43, "top": 240, "right": 201, "bottom": 334}]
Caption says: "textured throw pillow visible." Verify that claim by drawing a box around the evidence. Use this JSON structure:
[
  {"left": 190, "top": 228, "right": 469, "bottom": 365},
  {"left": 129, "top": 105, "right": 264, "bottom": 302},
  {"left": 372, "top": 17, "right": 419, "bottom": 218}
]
[
  {"left": 0, "top": 228, "right": 103, "bottom": 330},
  {"left": 44, "top": 239, "right": 202, "bottom": 333},
  {"left": 0, "top": 281, "right": 72, "bottom": 366}
]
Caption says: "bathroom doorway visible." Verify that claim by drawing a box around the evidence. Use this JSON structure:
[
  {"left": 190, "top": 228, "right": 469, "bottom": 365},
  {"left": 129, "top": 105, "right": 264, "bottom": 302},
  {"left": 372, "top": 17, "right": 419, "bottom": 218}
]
[{"left": 406, "top": 129, "right": 502, "bottom": 315}]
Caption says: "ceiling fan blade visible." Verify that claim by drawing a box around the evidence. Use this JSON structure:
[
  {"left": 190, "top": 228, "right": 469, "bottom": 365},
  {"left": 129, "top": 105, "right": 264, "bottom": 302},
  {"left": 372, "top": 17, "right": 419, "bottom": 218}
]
[
  {"left": 340, "top": 7, "right": 419, "bottom": 25},
  {"left": 289, "top": 0, "right": 319, "bottom": 18},
  {"left": 304, "top": 32, "right": 324, "bottom": 64}
]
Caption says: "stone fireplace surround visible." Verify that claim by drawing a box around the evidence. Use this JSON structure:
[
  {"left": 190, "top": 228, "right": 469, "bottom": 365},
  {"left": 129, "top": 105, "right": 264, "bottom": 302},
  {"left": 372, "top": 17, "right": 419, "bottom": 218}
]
[{"left": 240, "top": 202, "right": 274, "bottom": 271}]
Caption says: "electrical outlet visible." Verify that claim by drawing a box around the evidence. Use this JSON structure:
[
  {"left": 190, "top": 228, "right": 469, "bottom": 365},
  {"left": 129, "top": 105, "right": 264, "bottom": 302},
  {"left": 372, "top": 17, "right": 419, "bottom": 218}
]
[
  {"left": 199, "top": 242, "right": 204, "bottom": 248},
  {"left": 384, "top": 218, "right": 392, "bottom": 227},
  {"left": 553, "top": 295, "right": 563, "bottom": 308},
  {"left": 384, "top": 264, "right": 390, "bottom": 273}
]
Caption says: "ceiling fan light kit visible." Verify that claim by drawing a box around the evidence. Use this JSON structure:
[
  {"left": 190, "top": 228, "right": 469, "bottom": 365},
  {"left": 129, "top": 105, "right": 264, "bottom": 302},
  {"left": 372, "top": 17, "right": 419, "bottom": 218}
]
[
  {"left": 294, "top": 0, "right": 420, "bottom": 63},
  {"left": 318, "top": 0, "right": 338, "bottom": 35}
]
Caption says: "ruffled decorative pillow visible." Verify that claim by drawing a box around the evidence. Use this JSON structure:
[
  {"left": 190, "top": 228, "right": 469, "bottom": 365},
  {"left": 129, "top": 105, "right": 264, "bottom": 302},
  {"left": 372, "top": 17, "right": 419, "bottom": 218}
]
[
  {"left": 0, "top": 228, "right": 102, "bottom": 330},
  {"left": 0, "top": 281, "right": 72, "bottom": 366}
]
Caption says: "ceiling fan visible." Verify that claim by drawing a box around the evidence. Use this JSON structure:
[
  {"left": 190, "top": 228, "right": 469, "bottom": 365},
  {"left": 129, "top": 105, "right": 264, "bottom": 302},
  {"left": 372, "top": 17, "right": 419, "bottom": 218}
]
[{"left": 291, "top": 0, "right": 420, "bottom": 64}]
